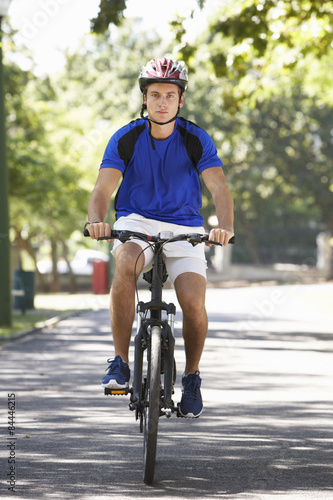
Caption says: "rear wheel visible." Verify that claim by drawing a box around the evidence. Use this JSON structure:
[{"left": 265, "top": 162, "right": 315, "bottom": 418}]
[{"left": 143, "top": 325, "right": 161, "bottom": 485}]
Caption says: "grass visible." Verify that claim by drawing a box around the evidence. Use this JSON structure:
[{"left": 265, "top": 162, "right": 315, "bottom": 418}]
[
  {"left": 0, "top": 293, "right": 109, "bottom": 339},
  {"left": 0, "top": 311, "right": 74, "bottom": 338}
]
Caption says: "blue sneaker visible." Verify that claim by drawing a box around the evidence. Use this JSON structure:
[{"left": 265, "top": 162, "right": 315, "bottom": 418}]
[
  {"left": 101, "top": 355, "right": 130, "bottom": 389},
  {"left": 179, "top": 371, "right": 203, "bottom": 418}
]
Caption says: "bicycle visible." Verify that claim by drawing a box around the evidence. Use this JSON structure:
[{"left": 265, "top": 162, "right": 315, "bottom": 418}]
[{"left": 84, "top": 227, "right": 234, "bottom": 484}]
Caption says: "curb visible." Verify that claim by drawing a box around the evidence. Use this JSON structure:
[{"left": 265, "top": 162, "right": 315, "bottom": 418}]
[{"left": 0, "top": 309, "right": 90, "bottom": 344}]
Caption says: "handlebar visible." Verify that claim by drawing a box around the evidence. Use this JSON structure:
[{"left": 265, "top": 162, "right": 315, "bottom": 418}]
[{"left": 83, "top": 228, "right": 235, "bottom": 246}]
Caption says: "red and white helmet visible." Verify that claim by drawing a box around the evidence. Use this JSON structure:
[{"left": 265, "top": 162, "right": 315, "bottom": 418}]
[{"left": 139, "top": 57, "right": 188, "bottom": 93}]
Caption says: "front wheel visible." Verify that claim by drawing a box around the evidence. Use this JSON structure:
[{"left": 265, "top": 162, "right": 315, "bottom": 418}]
[{"left": 143, "top": 325, "right": 161, "bottom": 485}]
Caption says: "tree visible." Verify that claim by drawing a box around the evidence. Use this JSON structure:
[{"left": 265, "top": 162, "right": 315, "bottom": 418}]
[
  {"left": 4, "top": 29, "right": 90, "bottom": 291},
  {"left": 88, "top": 1, "right": 333, "bottom": 266},
  {"left": 90, "top": 0, "right": 205, "bottom": 34},
  {"left": 206, "top": 0, "right": 333, "bottom": 75},
  {"left": 5, "top": 21, "right": 166, "bottom": 290},
  {"left": 91, "top": 0, "right": 127, "bottom": 33},
  {"left": 171, "top": 1, "right": 333, "bottom": 264}
]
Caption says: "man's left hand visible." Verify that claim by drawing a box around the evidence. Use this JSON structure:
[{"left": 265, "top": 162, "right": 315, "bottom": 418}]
[{"left": 207, "top": 228, "right": 234, "bottom": 247}]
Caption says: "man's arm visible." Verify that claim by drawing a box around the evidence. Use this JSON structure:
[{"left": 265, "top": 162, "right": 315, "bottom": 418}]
[
  {"left": 86, "top": 168, "right": 122, "bottom": 239},
  {"left": 201, "top": 166, "right": 234, "bottom": 246}
]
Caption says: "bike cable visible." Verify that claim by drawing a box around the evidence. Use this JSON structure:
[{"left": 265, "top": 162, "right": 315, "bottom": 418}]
[{"left": 133, "top": 243, "right": 153, "bottom": 307}]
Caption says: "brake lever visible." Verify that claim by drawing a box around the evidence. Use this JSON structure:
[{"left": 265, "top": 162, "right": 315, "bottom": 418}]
[{"left": 187, "top": 234, "right": 202, "bottom": 246}]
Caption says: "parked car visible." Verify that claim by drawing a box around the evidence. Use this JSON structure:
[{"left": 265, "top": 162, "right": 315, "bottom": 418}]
[
  {"left": 70, "top": 249, "right": 109, "bottom": 275},
  {"left": 36, "top": 249, "right": 109, "bottom": 276}
]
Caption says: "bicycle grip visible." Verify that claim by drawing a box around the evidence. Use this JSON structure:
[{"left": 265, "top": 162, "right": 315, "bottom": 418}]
[
  {"left": 83, "top": 228, "right": 119, "bottom": 239},
  {"left": 204, "top": 235, "right": 235, "bottom": 245}
]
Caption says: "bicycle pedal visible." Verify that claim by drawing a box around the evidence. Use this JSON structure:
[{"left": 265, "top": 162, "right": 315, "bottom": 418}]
[
  {"left": 176, "top": 403, "right": 186, "bottom": 418},
  {"left": 104, "top": 388, "right": 128, "bottom": 396}
]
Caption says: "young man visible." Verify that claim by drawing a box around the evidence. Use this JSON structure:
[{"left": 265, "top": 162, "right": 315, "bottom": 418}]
[{"left": 86, "top": 57, "right": 234, "bottom": 418}]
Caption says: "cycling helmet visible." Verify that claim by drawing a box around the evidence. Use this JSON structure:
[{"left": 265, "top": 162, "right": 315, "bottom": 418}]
[{"left": 139, "top": 57, "right": 188, "bottom": 93}]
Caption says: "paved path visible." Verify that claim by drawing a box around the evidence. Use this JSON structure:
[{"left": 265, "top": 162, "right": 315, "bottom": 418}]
[{"left": 1, "top": 283, "right": 333, "bottom": 499}]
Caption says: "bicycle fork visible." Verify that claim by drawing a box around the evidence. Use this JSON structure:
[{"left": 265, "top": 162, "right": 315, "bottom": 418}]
[{"left": 130, "top": 301, "right": 177, "bottom": 420}]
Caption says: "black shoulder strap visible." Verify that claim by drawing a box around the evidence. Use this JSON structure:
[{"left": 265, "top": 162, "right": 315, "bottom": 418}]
[
  {"left": 176, "top": 119, "right": 203, "bottom": 170},
  {"left": 114, "top": 121, "right": 146, "bottom": 218},
  {"left": 117, "top": 121, "right": 146, "bottom": 172}
]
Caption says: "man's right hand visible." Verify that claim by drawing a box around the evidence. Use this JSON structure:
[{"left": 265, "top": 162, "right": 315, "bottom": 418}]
[{"left": 86, "top": 222, "right": 113, "bottom": 241}]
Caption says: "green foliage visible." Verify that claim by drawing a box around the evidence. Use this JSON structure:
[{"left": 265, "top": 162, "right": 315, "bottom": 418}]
[
  {"left": 173, "top": 0, "right": 333, "bottom": 111},
  {"left": 60, "top": 23, "right": 159, "bottom": 122},
  {"left": 188, "top": 67, "right": 332, "bottom": 261},
  {"left": 207, "top": 0, "right": 333, "bottom": 77},
  {"left": 170, "top": 1, "right": 333, "bottom": 263},
  {"left": 91, "top": 0, "right": 126, "bottom": 34},
  {"left": 89, "top": 0, "right": 333, "bottom": 263},
  {"left": 4, "top": 0, "right": 333, "bottom": 271},
  {"left": 4, "top": 20, "right": 166, "bottom": 285},
  {"left": 4, "top": 27, "right": 90, "bottom": 288},
  {"left": 90, "top": 0, "right": 206, "bottom": 35},
  {"left": 5, "top": 61, "right": 88, "bottom": 236}
]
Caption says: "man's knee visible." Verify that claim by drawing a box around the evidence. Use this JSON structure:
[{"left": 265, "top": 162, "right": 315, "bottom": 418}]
[
  {"left": 113, "top": 243, "right": 144, "bottom": 279},
  {"left": 182, "top": 294, "right": 206, "bottom": 319},
  {"left": 175, "top": 273, "right": 206, "bottom": 317}
]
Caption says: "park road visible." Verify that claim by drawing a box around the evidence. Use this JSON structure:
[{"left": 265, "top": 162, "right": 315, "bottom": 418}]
[{"left": 1, "top": 282, "right": 333, "bottom": 500}]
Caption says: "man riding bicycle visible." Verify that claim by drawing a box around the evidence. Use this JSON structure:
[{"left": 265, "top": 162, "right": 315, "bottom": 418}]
[{"left": 86, "top": 57, "right": 234, "bottom": 418}]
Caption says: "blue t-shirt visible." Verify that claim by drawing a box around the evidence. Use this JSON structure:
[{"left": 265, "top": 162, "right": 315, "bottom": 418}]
[{"left": 100, "top": 117, "right": 223, "bottom": 226}]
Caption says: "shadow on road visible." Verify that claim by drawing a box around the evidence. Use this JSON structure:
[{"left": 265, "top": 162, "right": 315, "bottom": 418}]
[{"left": 1, "top": 306, "right": 333, "bottom": 499}]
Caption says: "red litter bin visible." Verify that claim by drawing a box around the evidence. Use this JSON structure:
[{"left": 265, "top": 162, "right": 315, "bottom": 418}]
[{"left": 92, "top": 259, "right": 109, "bottom": 294}]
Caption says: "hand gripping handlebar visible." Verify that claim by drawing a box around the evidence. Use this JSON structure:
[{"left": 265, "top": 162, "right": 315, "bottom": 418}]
[{"left": 83, "top": 228, "right": 235, "bottom": 246}]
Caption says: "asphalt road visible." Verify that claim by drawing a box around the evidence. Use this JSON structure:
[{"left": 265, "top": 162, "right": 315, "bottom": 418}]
[{"left": 1, "top": 283, "right": 333, "bottom": 500}]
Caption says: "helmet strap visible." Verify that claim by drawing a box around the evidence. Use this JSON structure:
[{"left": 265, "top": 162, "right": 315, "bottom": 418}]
[
  {"left": 140, "top": 97, "right": 181, "bottom": 126},
  {"left": 140, "top": 96, "right": 181, "bottom": 150},
  {"left": 140, "top": 106, "right": 179, "bottom": 125}
]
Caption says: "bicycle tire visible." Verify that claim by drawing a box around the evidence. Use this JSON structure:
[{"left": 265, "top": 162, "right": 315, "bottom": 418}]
[{"left": 143, "top": 325, "right": 161, "bottom": 485}]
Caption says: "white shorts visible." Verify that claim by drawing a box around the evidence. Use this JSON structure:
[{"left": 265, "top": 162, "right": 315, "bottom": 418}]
[{"left": 112, "top": 214, "right": 207, "bottom": 282}]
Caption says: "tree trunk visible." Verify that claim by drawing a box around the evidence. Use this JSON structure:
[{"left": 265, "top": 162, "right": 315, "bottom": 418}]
[
  {"left": 238, "top": 214, "right": 262, "bottom": 264},
  {"left": 326, "top": 219, "right": 333, "bottom": 280},
  {"left": 61, "top": 240, "right": 77, "bottom": 293},
  {"left": 14, "top": 230, "right": 47, "bottom": 292},
  {"left": 50, "top": 239, "right": 60, "bottom": 293}
]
